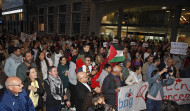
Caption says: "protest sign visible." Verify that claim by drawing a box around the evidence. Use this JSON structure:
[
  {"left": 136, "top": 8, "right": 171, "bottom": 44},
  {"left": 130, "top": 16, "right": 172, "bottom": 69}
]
[
  {"left": 20, "top": 32, "right": 37, "bottom": 42},
  {"left": 113, "top": 39, "right": 119, "bottom": 43},
  {"left": 170, "top": 42, "right": 188, "bottom": 55},
  {"left": 130, "top": 42, "right": 136, "bottom": 46},
  {"left": 103, "top": 42, "right": 108, "bottom": 47},
  {"left": 118, "top": 78, "right": 190, "bottom": 111},
  {"left": 143, "top": 43, "right": 148, "bottom": 47}
]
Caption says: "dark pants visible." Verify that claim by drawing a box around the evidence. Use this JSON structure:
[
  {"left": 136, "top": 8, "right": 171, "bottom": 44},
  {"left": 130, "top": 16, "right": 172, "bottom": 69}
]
[
  {"left": 69, "top": 83, "right": 76, "bottom": 107},
  {"left": 146, "top": 98, "right": 162, "bottom": 111},
  {"left": 46, "top": 105, "right": 61, "bottom": 111}
]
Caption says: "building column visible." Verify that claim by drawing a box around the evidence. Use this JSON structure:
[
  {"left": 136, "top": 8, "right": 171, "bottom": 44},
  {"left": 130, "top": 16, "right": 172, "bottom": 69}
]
[
  {"left": 117, "top": 9, "right": 123, "bottom": 39},
  {"left": 170, "top": 6, "right": 182, "bottom": 42}
]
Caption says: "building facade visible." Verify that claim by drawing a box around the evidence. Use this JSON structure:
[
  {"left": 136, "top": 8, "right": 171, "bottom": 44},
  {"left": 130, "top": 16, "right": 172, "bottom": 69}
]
[{"left": 2, "top": 0, "right": 190, "bottom": 42}]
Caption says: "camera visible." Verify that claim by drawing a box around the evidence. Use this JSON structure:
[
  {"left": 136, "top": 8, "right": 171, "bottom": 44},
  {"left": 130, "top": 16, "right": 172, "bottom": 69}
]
[{"left": 167, "top": 67, "right": 173, "bottom": 73}]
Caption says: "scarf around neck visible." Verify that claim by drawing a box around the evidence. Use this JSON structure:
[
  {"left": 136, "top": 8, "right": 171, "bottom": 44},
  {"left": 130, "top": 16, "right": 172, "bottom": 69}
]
[{"left": 48, "top": 75, "right": 64, "bottom": 100}]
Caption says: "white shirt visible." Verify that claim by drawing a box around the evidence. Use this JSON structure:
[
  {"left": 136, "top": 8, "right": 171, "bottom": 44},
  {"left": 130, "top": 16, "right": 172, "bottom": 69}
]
[
  {"left": 54, "top": 53, "right": 62, "bottom": 67},
  {"left": 41, "top": 60, "right": 48, "bottom": 80},
  {"left": 125, "top": 71, "right": 142, "bottom": 85},
  {"left": 82, "top": 83, "right": 91, "bottom": 92}
]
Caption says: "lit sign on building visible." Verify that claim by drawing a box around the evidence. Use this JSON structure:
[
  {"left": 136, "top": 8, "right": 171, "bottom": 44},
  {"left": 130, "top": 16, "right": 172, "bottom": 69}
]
[{"left": 2, "top": 9, "right": 23, "bottom": 15}]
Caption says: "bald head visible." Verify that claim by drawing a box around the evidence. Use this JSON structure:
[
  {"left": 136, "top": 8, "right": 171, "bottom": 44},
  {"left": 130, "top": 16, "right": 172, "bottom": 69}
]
[
  {"left": 5, "top": 77, "right": 23, "bottom": 95},
  {"left": 112, "top": 65, "right": 122, "bottom": 76},
  {"left": 77, "top": 72, "right": 89, "bottom": 83}
]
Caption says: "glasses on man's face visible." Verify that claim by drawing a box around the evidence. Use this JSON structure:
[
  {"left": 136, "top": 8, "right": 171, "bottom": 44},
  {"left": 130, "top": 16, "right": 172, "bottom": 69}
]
[{"left": 8, "top": 83, "right": 23, "bottom": 87}]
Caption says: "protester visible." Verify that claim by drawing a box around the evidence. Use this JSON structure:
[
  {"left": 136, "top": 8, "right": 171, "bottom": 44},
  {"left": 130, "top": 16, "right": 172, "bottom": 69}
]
[
  {"left": 121, "top": 60, "right": 131, "bottom": 81},
  {"left": 58, "top": 56, "right": 69, "bottom": 91},
  {"left": 125, "top": 66, "right": 142, "bottom": 85},
  {"left": 35, "top": 51, "right": 50, "bottom": 82},
  {"left": 158, "top": 57, "right": 177, "bottom": 79},
  {"left": 0, "top": 77, "right": 35, "bottom": 111},
  {"left": 146, "top": 68, "right": 175, "bottom": 111},
  {"left": 102, "top": 65, "right": 122, "bottom": 106},
  {"left": 146, "top": 57, "right": 160, "bottom": 81},
  {"left": 77, "top": 44, "right": 90, "bottom": 63},
  {"left": 75, "top": 71, "right": 100, "bottom": 111},
  {"left": 96, "top": 63, "right": 112, "bottom": 87},
  {"left": 68, "top": 49, "right": 78, "bottom": 110},
  {"left": 24, "top": 67, "right": 45, "bottom": 110},
  {"left": 4, "top": 47, "right": 22, "bottom": 77},
  {"left": 44, "top": 66, "right": 70, "bottom": 111},
  {"left": 131, "top": 56, "right": 143, "bottom": 71},
  {"left": 142, "top": 55, "right": 154, "bottom": 81},
  {"left": 17, "top": 52, "right": 37, "bottom": 80},
  {"left": 83, "top": 91, "right": 105, "bottom": 111}
]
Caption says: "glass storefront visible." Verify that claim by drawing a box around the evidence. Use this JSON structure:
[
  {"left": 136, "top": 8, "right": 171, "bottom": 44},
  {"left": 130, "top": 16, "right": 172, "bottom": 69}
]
[{"left": 100, "top": 6, "right": 190, "bottom": 41}]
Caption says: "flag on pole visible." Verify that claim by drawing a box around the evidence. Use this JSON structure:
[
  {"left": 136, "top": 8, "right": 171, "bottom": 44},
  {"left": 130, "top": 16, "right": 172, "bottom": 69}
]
[{"left": 108, "top": 44, "right": 124, "bottom": 63}]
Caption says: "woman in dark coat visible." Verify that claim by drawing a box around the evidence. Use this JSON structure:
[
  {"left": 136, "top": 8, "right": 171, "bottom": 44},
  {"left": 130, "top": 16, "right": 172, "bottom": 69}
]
[{"left": 24, "top": 67, "right": 45, "bottom": 111}]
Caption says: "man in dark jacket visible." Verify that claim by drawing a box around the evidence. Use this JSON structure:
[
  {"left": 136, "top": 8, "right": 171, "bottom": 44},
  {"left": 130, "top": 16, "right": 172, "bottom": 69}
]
[
  {"left": 102, "top": 65, "right": 122, "bottom": 107},
  {"left": 75, "top": 71, "right": 100, "bottom": 111}
]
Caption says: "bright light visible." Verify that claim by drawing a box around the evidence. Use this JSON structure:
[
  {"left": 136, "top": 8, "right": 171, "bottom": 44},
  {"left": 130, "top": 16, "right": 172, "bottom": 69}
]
[
  {"left": 166, "top": 11, "right": 170, "bottom": 13},
  {"left": 162, "top": 7, "right": 167, "bottom": 10},
  {"left": 2, "top": 9, "right": 23, "bottom": 15},
  {"left": 182, "top": 9, "right": 185, "bottom": 11}
]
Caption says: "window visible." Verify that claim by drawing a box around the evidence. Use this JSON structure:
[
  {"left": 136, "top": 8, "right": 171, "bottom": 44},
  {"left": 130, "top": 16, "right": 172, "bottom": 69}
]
[
  {"left": 59, "top": 14, "right": 66, "bottom": 33},
  {"left": 48, "top": 6, "right": 54, "bottom": 14},
  {"left": 73, "top": 2, "right": 82, "bottom": 11},
  {"left": 72, "top": 2, "right": 82, "bottom": 34},
  {"left": 39, "top": 16, "right": 44, "bottom": 32},
  {"left": 59, "top": 5, "right": 66, "bottom": 13},
  {"left": 19, "top": 13, "right": 23, "bottom": 21},
  {"left": 59, "top": 5, "right": 66, "bottom": 34},
  {"left": 72, "top": 13, "right": 81, "bottom": 34},
  {"left": 48, "top": 6, "right": 54, "bottom": 33},
  {"left": 48, "top": 15, "right": 54, "bottom": 33},
  {"left": 39, "top": 8, "right": 44, "bottom": 14},
  {"left": 38, "top": 8, "right": 44, "bottom": 32}
]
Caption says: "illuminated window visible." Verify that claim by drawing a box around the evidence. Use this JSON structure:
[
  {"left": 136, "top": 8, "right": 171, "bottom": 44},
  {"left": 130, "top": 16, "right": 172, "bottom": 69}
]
[
  {"left": 39, "top": 24, "right": 44, "bottom": 32},
  {"left": 19, "top": 13, "right": 23, "bottom": 21}
]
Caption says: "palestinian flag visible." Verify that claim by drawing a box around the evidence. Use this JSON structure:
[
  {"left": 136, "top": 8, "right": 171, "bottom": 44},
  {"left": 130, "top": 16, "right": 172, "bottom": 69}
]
[{"left": 108, "top": 44, "right": 124, "bottom": 63}]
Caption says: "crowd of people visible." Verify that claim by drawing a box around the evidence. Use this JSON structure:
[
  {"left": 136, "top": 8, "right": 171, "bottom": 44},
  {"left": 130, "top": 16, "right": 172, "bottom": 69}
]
[{"left": 0, "top": 33, "right": 190, "bottom": 111}]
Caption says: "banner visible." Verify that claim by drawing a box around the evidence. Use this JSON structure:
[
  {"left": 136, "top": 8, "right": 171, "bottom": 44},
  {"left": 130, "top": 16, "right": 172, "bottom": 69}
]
[
  {"left": 170, "top": 42, "right": 188, "bottom": 55},
  {"left": 20, "top": 32, "right": 37, "bottom": 42},
  {"left": 118, "top": 78, "right": 190, "bottom": 111},
  {"left": 143, "top": 43, "right": 148, "bottom": 47}
]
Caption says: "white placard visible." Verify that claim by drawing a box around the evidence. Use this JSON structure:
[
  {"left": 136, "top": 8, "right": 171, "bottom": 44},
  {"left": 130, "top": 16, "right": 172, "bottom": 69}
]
[
  {"left": 113, "top": 39, "right": 118, "bottom": 43},
  {"left": 130, "top": 42, "right": 136, "bottom": 46},
  {"left": 170, "top": 42, "right": 188, "bottom": 55},
  {"left": 143, "top": 43, "right": 148, "bottom": 47},
  {"left": 20, "top": 32, "right": 37, "bottom": 42},
  {"left": 103, "top": 42, "right": 108, "bottom": 47}
]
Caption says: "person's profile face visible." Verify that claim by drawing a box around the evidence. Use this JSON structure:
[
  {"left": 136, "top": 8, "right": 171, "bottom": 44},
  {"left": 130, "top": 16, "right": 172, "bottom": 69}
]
[
  {"left": 15, "top": 49, "right": 21, "bottom": 56},
  {"left": 10, "top": 79, "right": 23, "bottom": 94},
  {"left": 106, "top": 66, "right": 112, "bottom": 73}
]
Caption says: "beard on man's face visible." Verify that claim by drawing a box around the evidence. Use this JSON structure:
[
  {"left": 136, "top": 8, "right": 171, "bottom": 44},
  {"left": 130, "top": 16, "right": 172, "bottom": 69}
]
[{"left": 25, "top": 59, "right": 33, "bottom": 64}]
